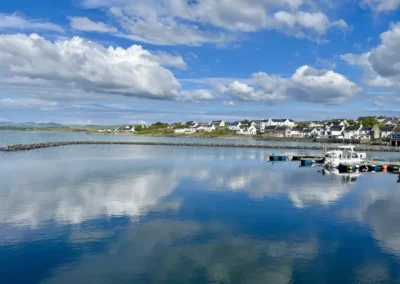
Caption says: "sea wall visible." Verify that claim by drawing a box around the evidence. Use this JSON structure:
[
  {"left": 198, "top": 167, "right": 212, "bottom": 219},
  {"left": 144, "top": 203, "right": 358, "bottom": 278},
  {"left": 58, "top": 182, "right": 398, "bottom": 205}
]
[{"left": 1, "top": 141, "right": 399, "bottom": 152}]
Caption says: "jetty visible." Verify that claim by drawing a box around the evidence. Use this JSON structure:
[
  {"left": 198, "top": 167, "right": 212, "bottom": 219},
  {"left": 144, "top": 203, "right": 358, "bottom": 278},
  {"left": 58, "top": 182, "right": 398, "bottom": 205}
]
[{"left": 1, "top": 140, "right": 400, "bottom": 152}]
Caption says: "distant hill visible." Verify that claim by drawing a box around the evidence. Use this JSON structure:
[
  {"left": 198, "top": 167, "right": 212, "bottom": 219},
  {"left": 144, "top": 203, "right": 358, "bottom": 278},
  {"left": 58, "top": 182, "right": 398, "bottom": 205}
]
[{"left": 0, "top": 122, "right": 63, "bottom": 127}]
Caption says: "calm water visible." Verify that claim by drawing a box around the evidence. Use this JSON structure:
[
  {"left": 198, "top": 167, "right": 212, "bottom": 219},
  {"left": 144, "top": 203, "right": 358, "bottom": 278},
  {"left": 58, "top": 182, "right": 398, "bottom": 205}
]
[
  {"left": 2, "top": 143, "right": 400, "bottom": 283},
  {"left": 1, "top": 130, "right": 389, "bottom": 148}
]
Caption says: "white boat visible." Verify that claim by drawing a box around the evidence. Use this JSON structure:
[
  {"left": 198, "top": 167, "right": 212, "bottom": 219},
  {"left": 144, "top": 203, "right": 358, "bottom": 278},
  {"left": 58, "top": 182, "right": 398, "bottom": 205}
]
[{"left": 323, "top": 145, "right": 366, "bottom": 169}]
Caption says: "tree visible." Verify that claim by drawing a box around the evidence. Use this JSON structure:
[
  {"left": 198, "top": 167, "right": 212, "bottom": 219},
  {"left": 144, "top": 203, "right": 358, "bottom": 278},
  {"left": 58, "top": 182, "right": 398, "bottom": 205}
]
[
  {"left": 135, "top": 125, "right": 145, "bottom": 131},
  {"left": 347, "top": 119, "right": 356, "bottom": 126},
  {"left": 241, "top": 119, "right": 250, "bottom": 125},
  {"left": 297, "top": 122, "right": 308, "bottom": 129},
  {"left": 358, "top": 117, "right": 379, "bottom": 127},
  {"left": 149, "top": 121, "right": 168, "bottom": 129}
]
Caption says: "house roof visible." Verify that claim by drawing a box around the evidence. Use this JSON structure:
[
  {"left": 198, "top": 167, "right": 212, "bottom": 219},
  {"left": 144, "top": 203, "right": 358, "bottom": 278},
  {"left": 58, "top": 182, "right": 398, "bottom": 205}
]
[
  {"left": 275, "top": 126, "right": 289, "bottom": 131},
  {"left": 211, "top": 120, "right": 223, "bottom": 123},
  {"left": 264, "top": 126, "right": 277, "bottom": 130},
  {"left": 380, "top": 126, "right": 395, "bottom": 132},
  {"left": 329, "top": 126, "right": 343, "bottom": 131},
  {"left": 303, "top": 128, "right": 313, "bottom": 133},
  {"left": 344, "top": 125, "right": 361, "bottom": 131},
  {"left": 229, "top": 122, "right": 241, "bottom": 126},
  {"left": 392, "top": 126, "right": 400, "bottom": 133},
  {"left": 361, "top": 126, "right": 372, "bottom": 131}
]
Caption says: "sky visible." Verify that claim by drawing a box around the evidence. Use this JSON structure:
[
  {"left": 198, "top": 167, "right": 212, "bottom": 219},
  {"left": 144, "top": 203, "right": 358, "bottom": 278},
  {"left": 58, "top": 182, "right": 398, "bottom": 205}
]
[{"left": 1, "top": 0, "right": 400, "bottom": 125}]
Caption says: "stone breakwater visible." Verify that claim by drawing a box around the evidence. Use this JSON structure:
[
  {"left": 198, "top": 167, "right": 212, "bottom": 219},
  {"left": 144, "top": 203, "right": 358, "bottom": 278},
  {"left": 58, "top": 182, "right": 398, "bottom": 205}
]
[{"left": 0, "top": 141, "right": 399, "bottom": 152}]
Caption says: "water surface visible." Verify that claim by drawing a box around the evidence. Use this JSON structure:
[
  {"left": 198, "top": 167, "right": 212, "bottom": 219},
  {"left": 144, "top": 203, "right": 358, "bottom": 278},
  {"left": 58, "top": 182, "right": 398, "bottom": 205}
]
[{"left": 2, "top": 144, "right": 400, "bottom": 283}]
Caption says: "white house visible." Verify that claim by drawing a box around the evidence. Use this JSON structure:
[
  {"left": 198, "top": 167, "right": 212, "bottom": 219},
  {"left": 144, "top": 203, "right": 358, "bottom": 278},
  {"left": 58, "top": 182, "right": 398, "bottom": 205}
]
[
  {"left": 383, "top": 118, "right": 400, "bottom": 126},
  {"left": 251, "top": 120, "right": 266, "bottom": 129},
  {"left": 115, "top": 125, "right": 135, "bottom": 132},
  {"left": 189, "top": 122, "right": 199, "bottom": 128},
  {"left": 303, "top": 128, "right": 314, "bottom": 138},
  {"left": 326, "top": 125, "right": 345, "bottom": 138},
  {"left": 197, "top": 123, "right": 215, "bottom": 132},
  {"left": 210, "top": 120, "right": 225, "bottom": 127},
  {"left": 381, "top": 126, "right": 395, "bottom": 139},
  {"left": 304, "top": 128, "right": 324, "bottom": 138},
  {"left": 286, "top": 128, "right": 303, "bottom": 137},
  {"left": 326, "top": 119, "right": 349, "bottom": 128},
  {"left": 343, "top": 125, "right": 362, "bottom": 139},
  {"left": 308, "top": 121, "right": 323, "bottom": 128},
  {"left": 174, "top": 128, "right": 196, "bottom": 134},
  {"left": 359, "top": 127, "right": 372, "bottom": 140},
  {"left": 391, "top": 126, "right": 400, "bottom": 145},
  {"left": 237, "top": 125, "right": 257, "bottom": 135},
  {"left": 228, "top": 121, "right": 241, "bottom": 131},
  {"left": 265, "top": 119, "right": 296, "bottom": 128}
]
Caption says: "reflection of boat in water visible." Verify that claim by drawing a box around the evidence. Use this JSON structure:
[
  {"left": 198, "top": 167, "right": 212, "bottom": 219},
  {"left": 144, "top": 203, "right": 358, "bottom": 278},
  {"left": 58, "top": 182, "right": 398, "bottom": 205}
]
[
  {"left": 321, "top": 168, "right": 361, "bottom": 183},
  {"left": 323, "top": 145, "right": 366, "bottom": 169}
]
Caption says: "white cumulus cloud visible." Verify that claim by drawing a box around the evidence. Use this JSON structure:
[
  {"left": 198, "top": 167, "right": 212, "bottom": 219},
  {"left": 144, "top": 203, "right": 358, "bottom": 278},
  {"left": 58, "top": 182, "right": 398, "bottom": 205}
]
[
  {"left": 360, "top": 0, "right": 400, "bottom": 12},
  {"left": 341, "top": 22, "right": 400, "bottom": 88},
  {"left": 219, "top": 65, "right": 361, "bottom": 104},
  {"left": 77, "top": 0, "right": 348, "bottom": 45},
  {"left": 68, "top": 16, "right": 118, "bottom": 33},
  {"left": 0, "top": 33, "right": 195, "bottom": 101},
  {"left": 0, "top": 13, "right": 64, "bottom": 33}
]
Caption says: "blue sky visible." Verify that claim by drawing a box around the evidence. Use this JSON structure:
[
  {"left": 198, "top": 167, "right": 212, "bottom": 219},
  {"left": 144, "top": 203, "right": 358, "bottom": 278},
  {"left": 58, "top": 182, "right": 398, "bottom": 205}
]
[{"left": 1, "top": 0, "right": 400, "bottom": 124}]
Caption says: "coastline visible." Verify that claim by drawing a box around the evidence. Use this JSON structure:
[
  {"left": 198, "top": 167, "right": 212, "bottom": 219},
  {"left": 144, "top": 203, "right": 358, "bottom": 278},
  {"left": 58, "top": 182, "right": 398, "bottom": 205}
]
[{"left": 1, "top": 140, "right": 398, "bottom": 152}]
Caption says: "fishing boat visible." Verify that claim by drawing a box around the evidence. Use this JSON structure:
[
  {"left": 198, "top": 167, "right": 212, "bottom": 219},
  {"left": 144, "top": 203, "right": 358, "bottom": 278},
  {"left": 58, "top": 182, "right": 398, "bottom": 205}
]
[{"left": 323, "top": 145, "right": 366, "bottom": 169}]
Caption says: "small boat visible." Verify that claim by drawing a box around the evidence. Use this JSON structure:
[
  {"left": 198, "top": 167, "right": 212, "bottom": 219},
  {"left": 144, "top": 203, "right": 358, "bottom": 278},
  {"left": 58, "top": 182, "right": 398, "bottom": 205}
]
[{"left": 324, "top": 145, "right": 366, "bottom": 169}]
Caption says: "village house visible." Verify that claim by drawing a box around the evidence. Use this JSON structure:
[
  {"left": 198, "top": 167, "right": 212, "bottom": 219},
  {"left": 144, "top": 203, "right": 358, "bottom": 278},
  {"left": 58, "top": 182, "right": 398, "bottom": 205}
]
[
  {"left": 308, "top": 121, "right": 324, "bottom": 128},
  {"left": 343, "top": 125, "right": 362, "bottom": 139},
  {"left": 286, "top": 127, "right": 303, "bottom": 138},
  {"left": 303, "top": 128, "right": 313, "bottom": 137},
  {"left": 263, "top": 125, "right": 277, "bottom": 135},
  {"left": 115, "top": 125, "right": 135, "bottom": 132},
  {"left": 303, "top": 128, "right": 324, "bottom": 138},
  {"left": 251, "top": 120, "right": 267, "bottom": 129},
  {"left": 380, "top": 126, "right": 395, "bottom": 139},
  {"left": 197, "top": 123, "right": 215, "bottom": 132},
  {"left": 189, "top": 121, "right": 199, "bottom": 129},
  {"left": 326, "top": 125, "right": 345, "bottom": 138},
  {"left": 326, "top": 119, "right": 349, "bottom": 128},
  {"left": 237, "top": 125, "right": 257, "bottom": 135},
  {"left": 383, "top": 118, "right": 400, "bottom": 126},
  {"left": 359, "top": 126, "right": 372, "bottom": 140},
  {"left": 210, "top": 120, "right": 225, "bottom": 127},
  {"left": 391, "top": 127, "right": 400, "bottom": 146},
  {"left": 174, "top": 128, "right": 196, "bottom": 134},
  {"left": 265, "top": 119, "right": 296, "bottom": 128},
  {"left": 274, "top": 126, "right": 290, "bottom": 137},
  {"left": 228, "top": 121, "right": 241, "bottom": 131}
]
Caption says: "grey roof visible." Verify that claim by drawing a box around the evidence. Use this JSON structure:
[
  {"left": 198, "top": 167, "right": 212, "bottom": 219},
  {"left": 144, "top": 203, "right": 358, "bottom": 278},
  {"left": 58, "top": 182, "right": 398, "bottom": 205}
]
[
  {"left": 393, "top": 126, "right": 400, "bottom": 133},
  {"left": 344, "top": 125, "right": 361, "bottom": 131},
  {"left": 264, "top": 126, "right": 277, "bottom": 130},
  {"left": 303, "top": 128, "right": 313, "bottom": 133},
  {"left": 275, "top": 126, "right": 289, "bottom": 131},
  {"left": 211, "top": 120, "right": 223, "bottom": 123},
  {"left": 380, "top": 126, "right": 395, "bottom": 132},
  {"left": 229, "top": 121, "right": 241, "bottom": 126},
  {"left": 329, "top": 126, "right": 343, "bottom": 131},
  {"left": 361, "top": 126, "right": 372, "bottom": 131}
]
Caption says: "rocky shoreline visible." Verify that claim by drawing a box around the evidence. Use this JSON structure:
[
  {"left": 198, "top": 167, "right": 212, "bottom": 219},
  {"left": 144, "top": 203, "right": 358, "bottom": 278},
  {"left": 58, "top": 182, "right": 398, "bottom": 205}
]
[{"left": 1, "top": 141, "right": 399, "bottom": 152}]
